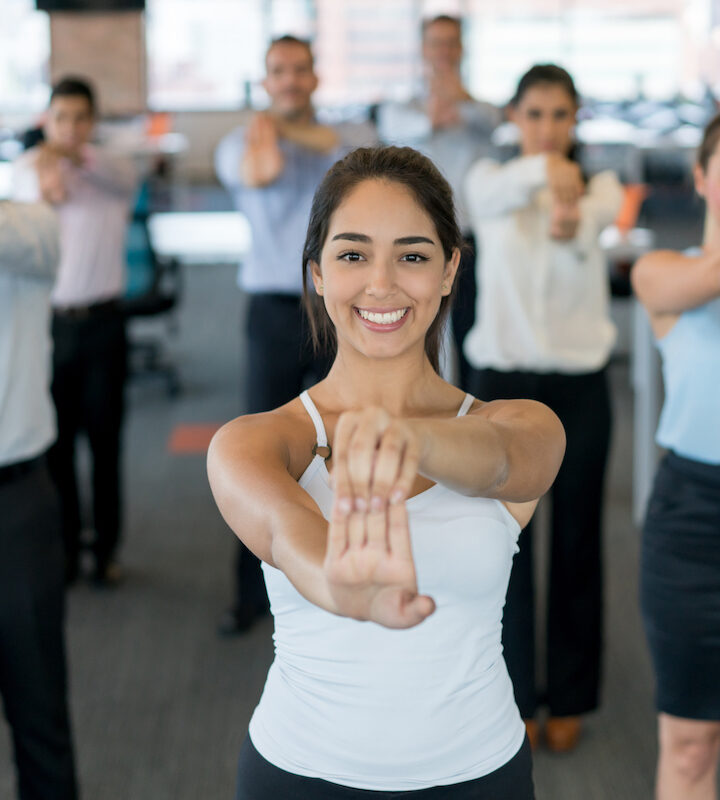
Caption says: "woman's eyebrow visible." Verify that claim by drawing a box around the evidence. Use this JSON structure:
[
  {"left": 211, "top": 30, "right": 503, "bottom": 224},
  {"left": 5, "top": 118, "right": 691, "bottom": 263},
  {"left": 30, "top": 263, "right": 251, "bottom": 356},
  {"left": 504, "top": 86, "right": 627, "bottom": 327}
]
[
  {"left": 331, "top": 232, "right": 371, "bottom": 242},
  {"left": 330, "top": 233, "right": 436, "bottom": 245},
  {"left": 394, "top": 236, "right": 435, "bottom": 245}
]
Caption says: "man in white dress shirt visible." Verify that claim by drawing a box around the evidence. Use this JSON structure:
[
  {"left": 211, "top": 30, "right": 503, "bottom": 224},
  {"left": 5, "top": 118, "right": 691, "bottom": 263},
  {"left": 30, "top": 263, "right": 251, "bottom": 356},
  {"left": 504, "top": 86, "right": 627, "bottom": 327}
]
[
  {"left": 376, "top": 15, "right": 500, "bottom": 388},
  {"left": 12, "top": 77, "right": 137, "bottom": 585},
  {"left": 0, "top": 200, "right": 78, "bottom": 799}
]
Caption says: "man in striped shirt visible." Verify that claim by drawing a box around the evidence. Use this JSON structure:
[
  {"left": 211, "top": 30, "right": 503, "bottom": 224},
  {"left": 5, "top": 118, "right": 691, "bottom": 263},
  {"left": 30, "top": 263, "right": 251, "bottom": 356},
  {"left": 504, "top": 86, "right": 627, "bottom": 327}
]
[{"left": 12, "top": 76, "right": 137, "bottom": 586}]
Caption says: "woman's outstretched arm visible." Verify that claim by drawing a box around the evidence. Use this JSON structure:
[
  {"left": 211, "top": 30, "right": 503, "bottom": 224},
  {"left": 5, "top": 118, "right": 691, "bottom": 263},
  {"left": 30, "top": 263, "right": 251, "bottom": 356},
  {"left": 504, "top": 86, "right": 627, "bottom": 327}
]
[
  {"left": 632, "top": 249, "right": 720, "bottom": 317},
  {"left": 208, "top": 413, "right": 331, "bottom": 595},
  {"left": 330, "top": 399, "right": 565, "bottom": 523},
  {"left": 417, "top": 399, "right": 565, "bottom": 501}
]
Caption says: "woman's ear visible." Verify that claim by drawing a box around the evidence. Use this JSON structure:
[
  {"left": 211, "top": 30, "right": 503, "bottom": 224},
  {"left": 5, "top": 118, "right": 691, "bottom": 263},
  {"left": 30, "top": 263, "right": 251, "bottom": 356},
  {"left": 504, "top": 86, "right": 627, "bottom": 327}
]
[
  {"left": 694, "top": 164, "right": 707, "bottom": 199},
  {"left": 310, "top": 260, "right": 323, "bottom": 295},
  {"left": 441, "top": 248, "right": 462, "bottom": 296}
]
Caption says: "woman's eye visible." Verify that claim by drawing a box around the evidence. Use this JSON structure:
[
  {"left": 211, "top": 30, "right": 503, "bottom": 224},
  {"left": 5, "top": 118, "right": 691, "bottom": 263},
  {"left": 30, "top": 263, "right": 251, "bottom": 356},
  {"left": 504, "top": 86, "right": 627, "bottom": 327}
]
[
  {"left": 401, "top": 253, "right": 429, "bottom": 263},
  {"left": 338, "top": 251, "right": 363, "bottom": 262}
]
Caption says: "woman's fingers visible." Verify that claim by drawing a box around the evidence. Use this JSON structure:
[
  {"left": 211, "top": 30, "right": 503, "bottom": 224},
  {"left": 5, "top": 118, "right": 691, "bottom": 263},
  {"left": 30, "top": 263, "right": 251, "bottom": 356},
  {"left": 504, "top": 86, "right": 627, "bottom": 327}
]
[
  {"left": 548, "top": 157, "right": 583, "bottom": 206},
  {"left": 335, "top": 410, "right": 391, "bottom": 512},
  {"left": 347, "top": 510, "right": 366, "bottom": 550},
  {"left": 372, "top": 588, "right": 435, "bottom": 629},
  {"left": 346, "top": 422, "right": 377, "bottom": 509},
  {"left": 401, "top": 593, "right": 436, "bottom": 626},
  {"left": 332, "top": 410, "right": 419, "bottom": 516},
  {"left": 554, "top": 183, "right": 579, "bottom": 206},
  {"left": 365, "top": 507, "right": 388, "bottom": 551},
  {"left": 368, "top": 429, "right": 405, "bottom": 509},
  {"left": 326, "top": 499, "right": 349, "bottom": 560},
  {"left": 331, "top": 414, "right": 357, "bottom": 515},
  {"left": 326, "top": 493, "right": 433, "bottom": 629},
  {"left": 387, "top": 502, "right": 413, "bottom": 561},
  {"left": 388, "top": 435, "right": 420, "bottom": 505}
]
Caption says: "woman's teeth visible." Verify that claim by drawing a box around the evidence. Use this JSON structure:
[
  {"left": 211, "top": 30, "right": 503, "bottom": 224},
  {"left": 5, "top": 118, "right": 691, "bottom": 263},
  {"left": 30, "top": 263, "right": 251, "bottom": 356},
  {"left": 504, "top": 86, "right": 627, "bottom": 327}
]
[{"left": 357, "top": 308, "right": 408, "bottom": 324}]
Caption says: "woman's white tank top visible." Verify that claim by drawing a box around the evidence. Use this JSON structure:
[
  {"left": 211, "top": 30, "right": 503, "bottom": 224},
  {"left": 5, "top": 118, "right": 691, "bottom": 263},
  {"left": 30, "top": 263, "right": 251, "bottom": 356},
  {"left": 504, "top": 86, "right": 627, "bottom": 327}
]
[{"left": 248, "top": 391, "right": 526, "bottom": 791}]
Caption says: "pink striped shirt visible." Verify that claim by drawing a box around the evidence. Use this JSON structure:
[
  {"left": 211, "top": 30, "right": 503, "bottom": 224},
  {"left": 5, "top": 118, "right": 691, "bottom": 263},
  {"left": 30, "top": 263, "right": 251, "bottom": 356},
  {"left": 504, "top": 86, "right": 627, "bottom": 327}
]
[{"left": 12, "top": 144, "right": 137, "bottom": 308}]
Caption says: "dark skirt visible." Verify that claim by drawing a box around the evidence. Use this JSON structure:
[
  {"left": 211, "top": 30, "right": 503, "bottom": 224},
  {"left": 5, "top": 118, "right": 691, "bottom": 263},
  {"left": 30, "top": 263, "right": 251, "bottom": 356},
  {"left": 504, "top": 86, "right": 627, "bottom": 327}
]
[
  {"left": 235, "top": 735, "right": 534, "bottom": 800},
  {"left": 641, "top": 451, "right": 720, "bottom": 720}
]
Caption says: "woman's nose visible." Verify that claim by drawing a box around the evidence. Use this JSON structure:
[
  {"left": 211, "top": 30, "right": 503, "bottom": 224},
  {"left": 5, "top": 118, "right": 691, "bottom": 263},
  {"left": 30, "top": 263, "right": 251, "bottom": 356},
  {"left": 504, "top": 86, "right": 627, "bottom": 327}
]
[
  {"left": 539, "top": 118, "right": 554, "bottom": 137},
  {"left": 365, "top": 261, "right": 396, "bottom": 297}
]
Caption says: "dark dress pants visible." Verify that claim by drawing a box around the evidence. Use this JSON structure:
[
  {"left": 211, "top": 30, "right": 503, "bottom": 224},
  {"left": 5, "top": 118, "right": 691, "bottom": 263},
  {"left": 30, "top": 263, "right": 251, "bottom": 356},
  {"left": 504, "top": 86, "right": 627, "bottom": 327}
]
[
  {"left": 450, "top": 235, "right": 477, "bottom": 391},
  {"left": 48, "top": 306, "right": 127, "bottom": 574},
  {"left": 470, "top": 367, "right": 611, "bottom": 718},
  {"left": 232, "top": 293, "right": 332, "bottom": 611},
  {"left": 0, "top": 460, "right": 78, "bottom": 800}
]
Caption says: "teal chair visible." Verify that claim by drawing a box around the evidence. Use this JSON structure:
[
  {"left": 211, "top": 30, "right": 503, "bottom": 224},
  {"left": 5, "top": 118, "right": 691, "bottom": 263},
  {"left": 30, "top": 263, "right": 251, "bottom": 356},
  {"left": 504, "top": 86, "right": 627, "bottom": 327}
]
[{"left": 122, "top": 184, "right": 182, "bottom": 396}]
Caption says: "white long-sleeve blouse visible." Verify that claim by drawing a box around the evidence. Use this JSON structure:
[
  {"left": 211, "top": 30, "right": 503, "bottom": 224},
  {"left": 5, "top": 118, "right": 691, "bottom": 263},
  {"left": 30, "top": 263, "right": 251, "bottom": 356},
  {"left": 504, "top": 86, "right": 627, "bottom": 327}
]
[{"left": 463, "top": 154, "right": 624, "bottom": 374}]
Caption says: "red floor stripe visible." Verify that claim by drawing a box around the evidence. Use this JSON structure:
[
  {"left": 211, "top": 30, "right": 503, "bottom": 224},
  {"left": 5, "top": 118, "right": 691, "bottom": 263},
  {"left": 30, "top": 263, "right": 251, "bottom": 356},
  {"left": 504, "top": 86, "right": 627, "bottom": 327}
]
[{"left": 168, "top": 423, "right": 222, "bottom": 454}]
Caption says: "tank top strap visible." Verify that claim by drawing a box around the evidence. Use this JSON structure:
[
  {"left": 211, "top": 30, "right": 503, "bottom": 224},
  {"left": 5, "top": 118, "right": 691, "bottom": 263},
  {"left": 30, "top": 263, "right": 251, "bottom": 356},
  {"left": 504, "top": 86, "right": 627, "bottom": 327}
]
[
  {"left": 457, "top": 393, "right": 475, "bottom": 418},
  {"left": 299, "top": 390, "right": 328, "bottom": 447}
]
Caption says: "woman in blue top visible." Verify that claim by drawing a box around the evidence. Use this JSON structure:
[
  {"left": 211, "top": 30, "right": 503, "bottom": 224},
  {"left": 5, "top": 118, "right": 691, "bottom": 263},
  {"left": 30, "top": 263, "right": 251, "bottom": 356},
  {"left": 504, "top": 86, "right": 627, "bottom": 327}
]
[
  {"left": 632, "top": 115, "right": 720, "bottom": 800},
  {"left": 208, "top": 147, "right": 565, "bottom": 799}
]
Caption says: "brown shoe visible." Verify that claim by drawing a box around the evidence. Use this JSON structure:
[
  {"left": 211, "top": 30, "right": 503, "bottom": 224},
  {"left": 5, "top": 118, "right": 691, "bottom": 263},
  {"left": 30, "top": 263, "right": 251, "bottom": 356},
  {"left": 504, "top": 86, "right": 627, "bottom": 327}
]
[
  {"left": 545, "top": 716, "right": 581, "bottom": 752},
  {"left": 524, "top": 718, "right": 540, "bottom": 751}
]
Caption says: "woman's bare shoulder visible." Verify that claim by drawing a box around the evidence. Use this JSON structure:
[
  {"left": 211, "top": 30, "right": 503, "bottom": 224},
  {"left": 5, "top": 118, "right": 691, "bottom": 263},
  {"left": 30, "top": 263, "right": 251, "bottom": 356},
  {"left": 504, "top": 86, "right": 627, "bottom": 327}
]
[
  {"left": 467, "top": 396, "right": 548, "bottom": 420},
  {"left": 208, "top": 398, "right": 316, "bottom": 480}
]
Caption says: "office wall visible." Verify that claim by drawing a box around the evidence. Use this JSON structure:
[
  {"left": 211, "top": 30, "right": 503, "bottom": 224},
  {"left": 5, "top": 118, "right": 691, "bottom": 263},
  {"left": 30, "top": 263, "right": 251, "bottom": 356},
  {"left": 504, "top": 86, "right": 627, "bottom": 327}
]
[
  {"left": 50, "top": 11, "right": 146, "bottom": 116},
  {"left": 170, "top": 110, "right": 248, "bottom": 182}
]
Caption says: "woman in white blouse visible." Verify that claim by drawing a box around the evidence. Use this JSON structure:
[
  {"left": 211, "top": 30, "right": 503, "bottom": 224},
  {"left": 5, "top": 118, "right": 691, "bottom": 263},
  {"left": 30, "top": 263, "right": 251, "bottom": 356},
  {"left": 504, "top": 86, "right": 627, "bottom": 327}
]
[{"left": 463, "top": 64, "right": 623, "bottom": 752}]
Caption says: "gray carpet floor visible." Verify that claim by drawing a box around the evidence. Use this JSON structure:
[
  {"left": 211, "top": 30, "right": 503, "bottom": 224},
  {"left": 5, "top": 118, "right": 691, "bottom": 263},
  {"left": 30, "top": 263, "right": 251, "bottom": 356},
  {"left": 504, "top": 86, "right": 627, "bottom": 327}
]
[{"left": 0, "top": 209, "right": 713, "bottom": 799}]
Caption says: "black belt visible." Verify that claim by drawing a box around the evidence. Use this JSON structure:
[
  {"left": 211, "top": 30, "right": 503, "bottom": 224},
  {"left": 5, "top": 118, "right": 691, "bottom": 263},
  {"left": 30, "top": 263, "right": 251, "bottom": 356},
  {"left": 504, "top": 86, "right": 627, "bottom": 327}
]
[
  {"left": 0, "top": 455, "right": 43, "bottom": 486},
  {"left": 54, "top": 298, "right": 119, "bottom": 320}
]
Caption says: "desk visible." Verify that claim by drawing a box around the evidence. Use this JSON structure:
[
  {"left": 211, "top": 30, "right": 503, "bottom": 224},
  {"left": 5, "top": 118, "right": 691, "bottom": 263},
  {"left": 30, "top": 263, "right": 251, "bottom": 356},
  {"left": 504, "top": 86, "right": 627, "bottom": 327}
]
[
  {"left": 148, "top": 211, "right": 251, "bottom": 265},
  {"left": 600, "top": 226, "right": 660, "bottom": 525}
]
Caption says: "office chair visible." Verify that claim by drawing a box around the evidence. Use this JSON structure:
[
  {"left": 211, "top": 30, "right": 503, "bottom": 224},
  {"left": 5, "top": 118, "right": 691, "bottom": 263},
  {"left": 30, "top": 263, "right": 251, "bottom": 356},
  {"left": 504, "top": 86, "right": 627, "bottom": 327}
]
[{"left": 122, "top": 202, "right": 182, "bottom": 397}]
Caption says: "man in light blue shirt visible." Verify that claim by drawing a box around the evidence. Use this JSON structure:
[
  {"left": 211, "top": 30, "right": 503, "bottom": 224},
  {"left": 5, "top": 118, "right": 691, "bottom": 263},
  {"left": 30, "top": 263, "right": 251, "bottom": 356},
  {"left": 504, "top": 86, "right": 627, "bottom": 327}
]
[
  {"left": 377, "top": 15, "right": 500, "bottom": 388},
  {"left": 215, "top": 35, "right": 376, "bottom": 634}
]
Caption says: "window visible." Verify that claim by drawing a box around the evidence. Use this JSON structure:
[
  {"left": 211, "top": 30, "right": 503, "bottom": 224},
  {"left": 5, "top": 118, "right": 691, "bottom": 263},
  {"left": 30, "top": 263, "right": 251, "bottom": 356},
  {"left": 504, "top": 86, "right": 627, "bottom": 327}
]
[
  {"left": 465, "top": 5, "right": 686, "bottom": 104},
  {"left": 145, "top": 0, "right": 423, "bottom": 111},
  {"left": 0, "top": 0, "right": 50, "bottom": 115},
  {"left": 146, "top": 0, "right": 314, "bottom": 110},
  {"left": 1, "top": 0, "right": 717, "bottom": 117},
  {"left": 313, "top": 0, "right": 419, "bottom": 107}
]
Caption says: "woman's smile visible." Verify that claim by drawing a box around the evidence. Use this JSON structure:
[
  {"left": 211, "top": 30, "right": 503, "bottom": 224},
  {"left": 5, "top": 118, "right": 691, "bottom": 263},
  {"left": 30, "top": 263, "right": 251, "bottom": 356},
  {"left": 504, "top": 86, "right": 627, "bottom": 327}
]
[{"left": 354, "top": 306, "right": 410, "bottom": 330}]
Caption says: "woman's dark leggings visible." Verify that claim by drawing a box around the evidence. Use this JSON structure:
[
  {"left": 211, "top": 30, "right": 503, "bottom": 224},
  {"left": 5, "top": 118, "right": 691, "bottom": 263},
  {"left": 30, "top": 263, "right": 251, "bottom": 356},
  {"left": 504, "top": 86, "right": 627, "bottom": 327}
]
[{"left": 235, "top": 736, "right": 534, "bottom": 800}]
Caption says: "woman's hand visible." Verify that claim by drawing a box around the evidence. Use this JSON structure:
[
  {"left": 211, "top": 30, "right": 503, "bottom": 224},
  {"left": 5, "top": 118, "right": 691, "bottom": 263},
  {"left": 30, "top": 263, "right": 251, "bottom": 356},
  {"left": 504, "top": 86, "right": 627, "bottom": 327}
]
[
  {"left": 331, "top": 407, "right": 422, "bottom": 513},
  {"left": 324, "top": 408, "right": 435, "bottom": 628},
  {"left": 324, "top": 501, "right": 435, "bottom": 628},
  {"left": 549, "top": 200, "right": 581, "bottom": 240},
  {"left": 546, "top": 153, "right": 584, "bottom": 206}
]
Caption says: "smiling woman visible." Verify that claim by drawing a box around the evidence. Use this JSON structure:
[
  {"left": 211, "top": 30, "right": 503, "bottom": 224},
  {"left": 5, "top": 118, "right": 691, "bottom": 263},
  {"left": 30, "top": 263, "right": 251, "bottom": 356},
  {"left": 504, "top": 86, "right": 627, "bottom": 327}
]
[
  {"left": 207, "top": 145, "right": 565, "bottom": 800},
  {"left": 308, "top": 178, "right": 453, "bottom": 364},
  {"left": 302, "top": 146, "right": 460, "bottom": 372}
]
